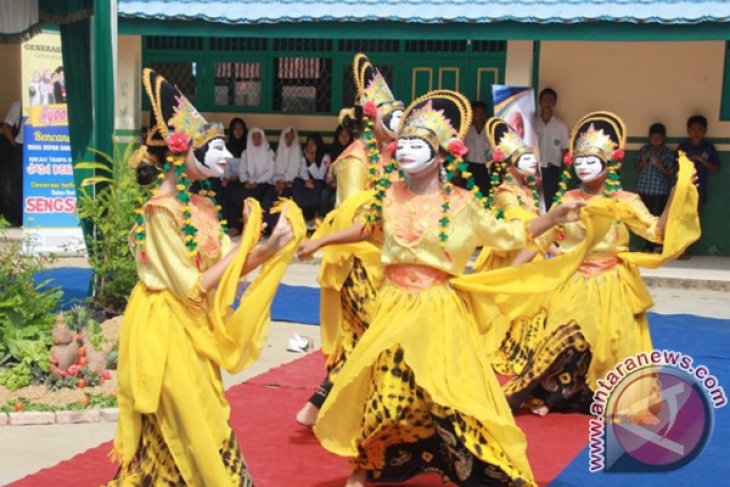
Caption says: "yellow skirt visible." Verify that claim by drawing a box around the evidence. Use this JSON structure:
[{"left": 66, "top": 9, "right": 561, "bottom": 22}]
[
  {"left": 504, "top": 263, "right": 656, "bottom": 413},
  {"left": 314, "top": 279, "right": 536, "bottom": 486}
]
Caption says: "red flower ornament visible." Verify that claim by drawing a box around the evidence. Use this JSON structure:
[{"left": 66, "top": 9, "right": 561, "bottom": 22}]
[
  {"left": 611, "top": 149, "right": 625, "bottom": 162},
  {"left": 563, "top": 152, "right": 574, "bottom": 166},
  {"left": 363, "top": 100, "right": 378, "bottom": 118},
  {"left": 492, "top": 149, "right": 506, "bottom": 162},
  {"left": 448, "top": 139, "right": 469, "bottom": 158},
  {"left": 167, "top": 132, "right": 191, "bottom": 154}
]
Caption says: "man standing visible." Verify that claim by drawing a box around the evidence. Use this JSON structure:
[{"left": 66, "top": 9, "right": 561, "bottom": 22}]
[
  {"left": 464, "top": 101, "right": 492, "bottom": 195},
  {"left": 535, "top": 88, "right": 569, "bottom": 209},
  {"left": 0, "top": 101, "right": 23, "bottom": 226}
]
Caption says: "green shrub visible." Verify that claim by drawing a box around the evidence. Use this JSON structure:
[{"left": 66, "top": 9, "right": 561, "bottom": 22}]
[
  {"left": 76, "top": 144, "right": 148, "bottom": 315},
  {"left": 0, "top": 216, "right": 61, "bottom": 376}
]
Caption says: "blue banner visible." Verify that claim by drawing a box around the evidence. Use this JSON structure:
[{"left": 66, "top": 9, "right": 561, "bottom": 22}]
[{"left": 22, "top": 105, "right": 78, "bottom": 229}]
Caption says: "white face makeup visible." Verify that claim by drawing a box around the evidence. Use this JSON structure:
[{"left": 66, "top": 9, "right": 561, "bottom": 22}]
[
  {"left": 190, "top": 137, "right": 231, "bottom": 178},
  {"left": 574, "top": 155, "right": 606, "bottom": 183},
  {"left": 515, "top": 152, "right": 538, "bottom": 176},
  {"left": 395, "top": 137, "right": 436, "bottom": 175},
  {"left": 385, "top": 109, "right": 404, "bottom": 135}
]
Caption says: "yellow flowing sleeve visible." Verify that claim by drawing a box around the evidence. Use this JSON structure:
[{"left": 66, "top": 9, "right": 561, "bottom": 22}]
[
  {"left": 452, "top": 199, "right": 616, "bottom": 328},
  {"left": 470, "top": 200, "right": 543, "bottom": 253},
  {"left": 618, "top": 153, "right": 700, "bottom": 268},
  {"left": 335, "top": 155, "right": 369, "bottom": 206},
  {"left": 310, "top": 190, "right": 384, "bottom": 357},
  {"left": 141, "top": 205, "right": 205, "bottom": 305},
  {"left": 617, "top": 194, "right": 662, "bottom": 243}
]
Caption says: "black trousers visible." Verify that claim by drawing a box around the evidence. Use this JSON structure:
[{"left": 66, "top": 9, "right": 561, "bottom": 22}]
[
  {"left": 541, "top": 165, "right": 561, "bottom": 210},
  {"left": 453, "top": 162, "right": 491, "bottom": 195}
]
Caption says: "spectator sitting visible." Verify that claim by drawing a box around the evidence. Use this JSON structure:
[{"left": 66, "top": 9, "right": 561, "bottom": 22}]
[
  {"left": 677, "top": 114, "right": 720, "bottom": 259},
  {"left": 635, "top": 122, "right": 676, "bottom": 252},
  {"left": 292, "top": 133, "right": 330, "bottom": 225},
  {"left": 274, "top": 127, "right": 302, "bottom": 198},
  {"left": 227, "top": 127, "right": 275, "bottom": 234},
  {"left": 221, "top": 117, "right": 247, "bottom": 235}
]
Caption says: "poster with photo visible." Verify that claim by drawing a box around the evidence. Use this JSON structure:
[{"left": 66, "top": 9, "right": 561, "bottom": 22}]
[
  {"left": 21, "top": 31, "right": 83, "bottom": 254},
  {"left": 491, "top": 85, "right": 538, "bottom": 154}
]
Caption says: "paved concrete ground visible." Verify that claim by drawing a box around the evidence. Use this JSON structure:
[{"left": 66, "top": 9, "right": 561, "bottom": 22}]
[{"left": 0, "top": 258, "right": 729, "bottom": 484}]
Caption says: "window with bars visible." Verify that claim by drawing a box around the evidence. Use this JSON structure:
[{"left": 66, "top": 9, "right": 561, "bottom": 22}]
[
  {"left": 214, "top": 62, "right": 262, "bottom": 107},
  {"left": 149, "top": 61, "right": 198, "bottom": 102},
  {"left": 341, "top": 64, "right": 394, "bottom": 108},
  {"left": 273, "top": 57, "right": 332, "bottom": 113}
]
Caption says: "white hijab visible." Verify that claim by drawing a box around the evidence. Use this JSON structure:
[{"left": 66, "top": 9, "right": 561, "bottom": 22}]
[
  {"left": 274, "top": 126, "right": 302, "bottom": 181},
  {"left": 243, "top": 127, "right": 273, "bottom": 180}
]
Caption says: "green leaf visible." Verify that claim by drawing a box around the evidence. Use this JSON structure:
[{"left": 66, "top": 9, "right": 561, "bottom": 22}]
[
  {"left": 75, "top": 162, "right": 114, "bottom": 174},
  {"left": 81, "top": 176, "right": 114, "bottom": 187}
]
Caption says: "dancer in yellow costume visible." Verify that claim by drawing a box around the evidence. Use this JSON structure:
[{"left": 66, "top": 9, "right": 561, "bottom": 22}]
[
  {"left": 107, "top": 69, "right": 305, "bottom": 486},
  {"left": 296, "top": 53, "right": 404, "bottom": 425},
  {"left": 299, "top": 90, "right": 598, "bottom": 487},
  {"left": 473, "top": 118, "right": 549, "bottom": 376},
  {"left": 503, "top": 111, "right": 700, "bottom": 421}
]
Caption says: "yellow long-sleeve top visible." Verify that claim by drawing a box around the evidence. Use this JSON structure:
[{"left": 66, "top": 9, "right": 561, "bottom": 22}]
[
  {"left": 474, "top": 180, "right": 541, "bottom": 271},
  {"left": 135, "top": 193, "right": 232, "bottom": 303},
  {"left": 378, "top": 182, "right": 532, "bottom": 275},
  {"left": 556, "top": 190, "right": 661, "bottom": 261},
  {"left": 332, "top": 139, "right": 369, "bottom": 206}
]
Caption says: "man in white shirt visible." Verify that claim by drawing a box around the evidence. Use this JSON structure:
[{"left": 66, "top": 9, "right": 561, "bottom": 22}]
[
  {"left": 535, "top": 88, "right": 569, "bottom": 209},
  {"left": 463, "top": 101, "right": 492, "bottom": 194},
  {"left": 0, "top": 101, "right": 23, "bottom": 226}
]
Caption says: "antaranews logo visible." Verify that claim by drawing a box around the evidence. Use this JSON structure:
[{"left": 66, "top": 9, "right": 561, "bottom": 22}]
[{"left": 588, "top": 349, "right": 726, "bottom": 473}]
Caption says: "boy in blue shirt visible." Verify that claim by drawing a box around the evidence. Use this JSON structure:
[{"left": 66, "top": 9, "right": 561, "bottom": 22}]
[{"left": 677, "top": 114, "right": 720, "bottom": 258}]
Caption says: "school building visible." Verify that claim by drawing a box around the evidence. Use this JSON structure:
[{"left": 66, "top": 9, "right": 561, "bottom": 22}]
[{"left": 1, "top": 1, "right": 729, "bottom": 254}]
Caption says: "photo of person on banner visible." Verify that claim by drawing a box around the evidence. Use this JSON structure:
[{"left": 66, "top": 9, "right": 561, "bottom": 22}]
[{"left": 492, "top": 85, "right": 543, "bottom": 210}]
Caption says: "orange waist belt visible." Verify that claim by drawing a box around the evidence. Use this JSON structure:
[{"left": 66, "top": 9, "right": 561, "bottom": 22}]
[
  {"left": 385, "top": 264, "right": 450, "bottom": 292},
  {"left": 578, "top": 255, "right": 620, "bottom": 278}
]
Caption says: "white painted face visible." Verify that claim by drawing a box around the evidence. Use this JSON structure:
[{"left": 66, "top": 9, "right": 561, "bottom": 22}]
[
  {"left": 395, "top": 137, "right": 436, "bottom": 175},
  {"left": 574, "top": 155, "right": 606, "bottom": 183},
  {"left": 190, "top": 137, "right": 231, "bottom": 178},
  {"left": 515, "top": 152, "right": 538, "bottom": 176},
  {"left": 385, "top": 109, "right": 404, "bottom": 135}
]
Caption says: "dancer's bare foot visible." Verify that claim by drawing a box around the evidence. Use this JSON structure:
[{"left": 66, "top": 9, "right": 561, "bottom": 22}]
[
  {"left": 345, "top": 469, "right": 367, "bottom": 487},
  {"left": 531, "top": 405, "right": 549, "bottom": 417},
  {"left": 295, "top": 402, "right": 319, "bottom": 426}
]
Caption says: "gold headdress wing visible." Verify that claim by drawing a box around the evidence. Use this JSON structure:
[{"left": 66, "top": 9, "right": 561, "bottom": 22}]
[
  {"left": 142, "top": 68, "right": 224, "bottom": 150},
  {"left": 353, "top": 53, "right": 404, "bottom": 117},
  {"left": 399, "top": 90, "right": 472, "bottom": 152},
  {"left": 486, "top": 117, "right": 534, "bottom": 163}
]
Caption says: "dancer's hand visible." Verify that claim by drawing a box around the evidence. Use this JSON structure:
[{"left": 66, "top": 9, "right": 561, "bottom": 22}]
[
  {"left": 550, "top": 200, "right": 586, "bottom": 225},
  {"left": 269, "top": 204, "right": 294, "bottom": 251},
  {"left": 297, "top": 239, "right": 320, "bottom": 260}
]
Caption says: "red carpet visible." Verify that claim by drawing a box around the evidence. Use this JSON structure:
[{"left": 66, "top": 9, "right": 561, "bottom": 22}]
[{"left": 9, "top": 353, "right": 588, "bottom": 486}]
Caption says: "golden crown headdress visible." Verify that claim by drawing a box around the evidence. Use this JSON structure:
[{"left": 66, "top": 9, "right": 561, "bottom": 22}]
[
  {"left": 353, "top": 53, "right": 404, "bottom": 118},
  {"left": 399, "top": 90, "right": 472, "bottom": 152},
  {"left": 486, "top": 117, "right": 534, "bottom": 163},
  {"left": 143, "top": 68, "right": 224, "bottom": 152},
  {"left": 569, "top": 111, "right": 626, "bottom": 163}
]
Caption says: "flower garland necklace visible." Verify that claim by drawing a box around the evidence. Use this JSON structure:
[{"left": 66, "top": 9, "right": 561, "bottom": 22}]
[
  {"left": 503, "top": 172, "right": 541, "bottom": 214},
  {"left": 133, "top": 132, "right": 227, "bottom": 268}
]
